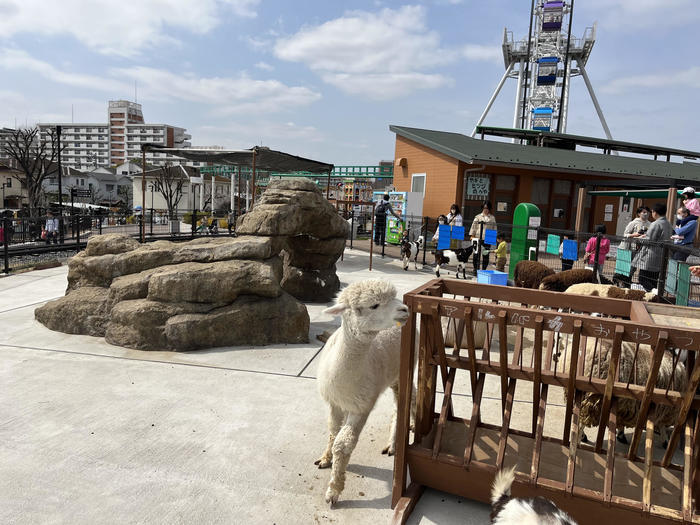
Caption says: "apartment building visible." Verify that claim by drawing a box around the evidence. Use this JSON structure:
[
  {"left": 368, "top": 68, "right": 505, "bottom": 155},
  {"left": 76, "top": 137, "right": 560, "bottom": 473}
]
[{"left": 36, "top": 100, "right": 192, "bottom": 169}]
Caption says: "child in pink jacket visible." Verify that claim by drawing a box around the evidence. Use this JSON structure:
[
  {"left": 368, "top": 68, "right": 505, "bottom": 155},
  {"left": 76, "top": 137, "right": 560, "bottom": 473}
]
[{"left": 584, "top": 224, "right": 610, "bottom": 276}]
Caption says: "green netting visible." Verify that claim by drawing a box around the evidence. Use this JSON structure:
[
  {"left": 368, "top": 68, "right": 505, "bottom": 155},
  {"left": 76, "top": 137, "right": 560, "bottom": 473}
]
[{"left": 614, "top": 249, "right": 632, "bottom": 277}]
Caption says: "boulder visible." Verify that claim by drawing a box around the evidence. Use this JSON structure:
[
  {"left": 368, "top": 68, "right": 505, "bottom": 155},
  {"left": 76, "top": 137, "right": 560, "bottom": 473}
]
[
  {"left": 35, "top": 287, "right": 111, "bottom": 337},
  {"left": 164, "top": 292, "right": 309, "bottom": 351},
  {"left": 146, "top": 258, "right": 283, "bottom": 303},
  {"left": 84, "top": 234, "right": 140, "bottom": 257},
  {"left": 36, "top": 177, "right": 348, "bottom": 350},
  {"left": 236, "top": 179, "right": 349, "bottom": 240},
  {"left": 280, "top": 262, "right": 340, "bottom": 303},
  {"left": 106, "top": 299, "right": 222, "bottom": 350}
]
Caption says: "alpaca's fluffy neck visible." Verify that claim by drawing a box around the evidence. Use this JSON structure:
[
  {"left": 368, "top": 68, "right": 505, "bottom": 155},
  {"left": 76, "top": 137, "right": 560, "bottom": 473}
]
[{"left": 336, "top": 321, "right": 378, "bottom": 353}]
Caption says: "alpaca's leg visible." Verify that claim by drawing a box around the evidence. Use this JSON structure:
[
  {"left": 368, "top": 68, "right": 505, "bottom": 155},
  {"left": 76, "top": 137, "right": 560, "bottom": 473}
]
[
  {"left": 325, "top": 411, "right": 369, "bottom": 506},
  {"left": 383, "top": 383, "right": 417, "bottom": 455},
  {"left": 659, "top": 425, "right": 670, "bottom": 448},
  {"left": 315, "top": 404, "right": 344, "bottom": 469},
  {"left": 383, "top": 385, "right": 400, "bottom": 455}
]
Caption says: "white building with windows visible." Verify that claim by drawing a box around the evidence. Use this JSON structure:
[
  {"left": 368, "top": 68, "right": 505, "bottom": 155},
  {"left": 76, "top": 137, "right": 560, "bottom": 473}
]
[
  {"left": 37, "top": 100, "right": 193, "bottom": 169},
  {"left": 132, "top": 168, "right": 231, "bottom": 214}
]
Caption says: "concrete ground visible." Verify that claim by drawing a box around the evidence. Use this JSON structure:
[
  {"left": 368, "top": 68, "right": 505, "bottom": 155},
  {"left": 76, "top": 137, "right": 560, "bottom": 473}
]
[{"left": 0, "top": 248, "right": 491, "bottom": 525}]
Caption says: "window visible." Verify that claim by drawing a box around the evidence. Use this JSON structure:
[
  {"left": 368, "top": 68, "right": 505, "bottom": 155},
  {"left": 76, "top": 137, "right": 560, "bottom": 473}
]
[
  {"left": 80, "top": 179, "right": 85, "bottom": 186},
  {"left": 495, "top": 175, "right": 516, "bottom": 191},
  {"left": 5, "top": 178, "right": 10, "bottom": 188},
  {"left": 411, "top": 173, "right": 426, "bottom": 194},
  {"left": 106, "top": 184, "right": 114, "bottom": 191}
]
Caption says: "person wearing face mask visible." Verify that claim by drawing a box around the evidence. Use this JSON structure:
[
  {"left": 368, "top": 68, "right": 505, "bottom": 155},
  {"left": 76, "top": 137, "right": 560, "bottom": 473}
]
[
  {"left": 614, "top": 206, "right": 651, "bottom": 287},
  {"left": 634, "top": 203, "right": 673, "bottom": 292},
  {"left": 671, "top": 206, "right": 697, "bottom": 261},
  {"left": 469, "top": 201, "right": 497, "bottom": 274}
]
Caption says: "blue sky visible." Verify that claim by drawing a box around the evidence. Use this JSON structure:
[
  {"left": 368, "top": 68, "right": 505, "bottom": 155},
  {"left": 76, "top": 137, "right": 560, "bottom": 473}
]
[{"left": 0, "top": 0, "right": 698, "bottom": 165}]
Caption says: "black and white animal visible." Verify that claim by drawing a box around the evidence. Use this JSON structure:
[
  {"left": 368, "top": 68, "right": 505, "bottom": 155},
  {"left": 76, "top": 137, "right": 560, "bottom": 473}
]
[
  {"left": 491, "top": 467, "right": 577, "bottom": 524},
  {"left": 434, "top": 248, "right": 471, "bottom": 279},
  {"left": 401, "top": 235, "right": 424, "bottom": 270}
]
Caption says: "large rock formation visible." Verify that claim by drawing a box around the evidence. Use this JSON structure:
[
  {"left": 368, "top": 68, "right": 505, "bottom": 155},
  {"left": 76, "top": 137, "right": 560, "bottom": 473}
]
[
  {"left": 237, "top": 178, "right": 348, "bottom": 302},
  {"left": 35, "top": 234, "right": 309, "bottom": 351},
  {"left": 36, "top": 178, "right": 348, "bottom": 350}
]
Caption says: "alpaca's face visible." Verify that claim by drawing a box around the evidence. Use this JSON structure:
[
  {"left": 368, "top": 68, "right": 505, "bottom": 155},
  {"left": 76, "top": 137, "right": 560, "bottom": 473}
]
[
  {"left": 350, "top": 297, "right": 409, "bottom": 333},
  {"left": 324, "top": 294, "right": 409, "bottom": 334}
]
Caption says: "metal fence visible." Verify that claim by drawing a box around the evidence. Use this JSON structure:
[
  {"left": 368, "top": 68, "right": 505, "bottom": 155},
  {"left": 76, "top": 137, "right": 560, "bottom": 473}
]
[
  {"left": 341, "top": 212, "right": 700, "bottom": 306},
  {"left": 1, "top": 209, "right": 240, "bottom": 274}
]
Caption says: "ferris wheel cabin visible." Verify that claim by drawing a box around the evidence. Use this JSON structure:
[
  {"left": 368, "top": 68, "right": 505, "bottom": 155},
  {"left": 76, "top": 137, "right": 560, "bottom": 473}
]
[
  {"left": 537, "top": 57, "right": 559, "bottom": 85},
  {"left": 542, "top": 1, "right": 564, "bottom": 31},
  {"left": 531, "top": 107, "right": 553, "bottom": 131}
]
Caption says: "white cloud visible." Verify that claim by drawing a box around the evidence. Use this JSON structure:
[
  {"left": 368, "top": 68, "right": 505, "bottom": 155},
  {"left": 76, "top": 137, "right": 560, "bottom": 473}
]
[
  {"left": 0, "top": 48, "right": 129, "bottom": 93},
  {"left": 0, "top": 0, "right": 260, "bottom": 57},
  {"left": 0, "top": 48, "right": 320, "bottom": 117},
  {"left": 462, "top": 44, "right": 501, "bottom": 63},
  {"left": 254, "top": 61, "right": 274, "bottom": 71},
  {"left": 194, "top": 121, "right": 325, "bottom": 151},
  {"left": 113, "top": 66, "right": 321, "bottom": 114},
  {"left": 274, "top": 5, "right": 456, "bottom": 98},
  {"left": 602, "top": 66, "right": 700, "bottom": 94},
  {"left": 322, "top": 72, "right": 452, "bottom": 100},
  {"left": 581, "top": 0, "right": 700, "bottom": 29}
]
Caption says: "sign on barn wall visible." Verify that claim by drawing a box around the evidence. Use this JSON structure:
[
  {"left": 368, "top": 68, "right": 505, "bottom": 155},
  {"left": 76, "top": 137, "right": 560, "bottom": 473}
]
[{"left": 466, "top": 175, "right": 490, "bottom": 199}]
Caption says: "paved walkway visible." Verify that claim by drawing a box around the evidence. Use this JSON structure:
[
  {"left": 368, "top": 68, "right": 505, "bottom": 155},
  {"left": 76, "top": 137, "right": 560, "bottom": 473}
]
[{"left": 0, "top": 249, "right": 490, "bottom": 524}]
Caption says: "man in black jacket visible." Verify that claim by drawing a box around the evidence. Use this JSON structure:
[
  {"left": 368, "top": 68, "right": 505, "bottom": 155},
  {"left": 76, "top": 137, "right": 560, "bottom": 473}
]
[{"left": 373, "top": 194, "right": 401, "bottom": 246}]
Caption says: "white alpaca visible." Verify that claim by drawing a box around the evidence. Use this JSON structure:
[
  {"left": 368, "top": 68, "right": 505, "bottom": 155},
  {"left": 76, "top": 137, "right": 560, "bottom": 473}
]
[{"left": 316, "top": 279, "right": 412, "bottom": 506}]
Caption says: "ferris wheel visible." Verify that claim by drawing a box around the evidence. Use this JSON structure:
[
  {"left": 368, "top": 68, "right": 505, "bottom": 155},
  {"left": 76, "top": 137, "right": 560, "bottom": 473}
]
[{"left": 472, "top": 0, "right": 613, "bottom": 140}]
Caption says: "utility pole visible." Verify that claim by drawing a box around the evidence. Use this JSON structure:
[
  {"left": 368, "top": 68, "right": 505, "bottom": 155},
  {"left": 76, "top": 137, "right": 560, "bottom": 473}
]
[
  {"left": 57, "top": 125, "right": 64, "bottom": 243},
  {"left": 141, "top": 145, "right": 146, "bottom": 242}
]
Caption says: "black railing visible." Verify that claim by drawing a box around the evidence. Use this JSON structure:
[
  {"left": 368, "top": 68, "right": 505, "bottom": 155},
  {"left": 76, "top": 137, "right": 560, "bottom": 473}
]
[{"left": 1, "top": 210, "right": 240, "bottom": 274}]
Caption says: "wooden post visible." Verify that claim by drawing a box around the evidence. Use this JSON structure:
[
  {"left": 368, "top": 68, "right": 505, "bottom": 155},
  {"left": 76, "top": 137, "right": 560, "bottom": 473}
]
[
  {"left": 667, "top": 187, "right": 677, "bottom": 223},
  {"left": 574, "top": 185, "right": 586, "bottom": 233}
]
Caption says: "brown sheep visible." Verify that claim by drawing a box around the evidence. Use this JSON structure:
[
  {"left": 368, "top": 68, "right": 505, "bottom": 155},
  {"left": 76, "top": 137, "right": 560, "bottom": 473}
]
[
  {"left": 539, "top": 268, "right": 610, "bottom": 292},
  {"left": 513, "top": 260, "right": 554, "bottom": 289}
]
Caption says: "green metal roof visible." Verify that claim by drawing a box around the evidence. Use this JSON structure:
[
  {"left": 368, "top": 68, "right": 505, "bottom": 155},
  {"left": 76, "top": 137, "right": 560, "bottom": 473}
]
[
  {"left": 390, "top": 125, "right": 700, "bottom": 183},
  {"left": 475, "top": 125, "right": 700, "bottom": 159}
]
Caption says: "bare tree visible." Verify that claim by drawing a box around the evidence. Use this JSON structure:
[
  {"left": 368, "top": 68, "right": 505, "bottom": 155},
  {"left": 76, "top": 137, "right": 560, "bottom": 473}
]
[
  {"left": 152, "top": 164, "right": 186, "bottom": 219},
  {"left": 2, "top": 127, "right": 62, "bottom": 214}
]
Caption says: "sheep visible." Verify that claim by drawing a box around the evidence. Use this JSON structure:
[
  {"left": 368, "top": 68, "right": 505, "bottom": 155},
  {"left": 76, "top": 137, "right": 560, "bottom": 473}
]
[
  {"left": 316, "top": 279, "right": 414, "bottom": 506},
  {"left": 539, "top": 268, "right": 611, "bottom": 292},
  {"left": 560, "top": 281, "right": 687, "bottom": 446},
  {"left": 513, "top": 260, "right": 554, "bottom": 289},
  {"left": 401, "top": 235, "right": 424, "bottom": 271},
  {"left": 563, "top": 283, "right": 657, "bottom": 302},
  {"left": 574, "top": 338, "right": 687, "bottom": 447},
  {"left": 434, "top": 248, "right": 471, "bottom": 279},
  {"left": 490, "top": 467, "right": 577, "bottom": 524}
]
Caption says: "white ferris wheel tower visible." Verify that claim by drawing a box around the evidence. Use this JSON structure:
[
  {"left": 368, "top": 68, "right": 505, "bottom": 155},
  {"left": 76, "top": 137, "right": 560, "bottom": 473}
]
[{"left": 471, "top": 0, "right": 613, "bottom": 140}]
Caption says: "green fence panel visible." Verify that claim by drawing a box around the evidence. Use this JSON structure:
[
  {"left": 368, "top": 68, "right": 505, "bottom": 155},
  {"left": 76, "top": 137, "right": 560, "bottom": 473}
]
[
  {"left": 677, "top": 264, "right": 691, "bottom": 306},
  {"left": 614, "top": 248, "right": 632, "bottom": 277}
]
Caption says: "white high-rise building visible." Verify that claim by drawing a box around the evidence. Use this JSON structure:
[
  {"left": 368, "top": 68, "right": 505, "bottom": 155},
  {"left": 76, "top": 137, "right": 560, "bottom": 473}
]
[{"left": 37, "top": 100, "right": 192, "bottom": 169}]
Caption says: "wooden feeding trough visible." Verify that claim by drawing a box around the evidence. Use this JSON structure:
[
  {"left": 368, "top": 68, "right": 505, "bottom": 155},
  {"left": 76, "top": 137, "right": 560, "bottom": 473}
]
[{"left": 391, "top": 279, "right": 700, "bottom": 524}]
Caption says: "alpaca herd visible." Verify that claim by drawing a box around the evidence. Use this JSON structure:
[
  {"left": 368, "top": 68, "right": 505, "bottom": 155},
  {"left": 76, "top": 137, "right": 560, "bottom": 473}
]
[{"left": 315, "top": 267, "right": 688, "bottom": 516}]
